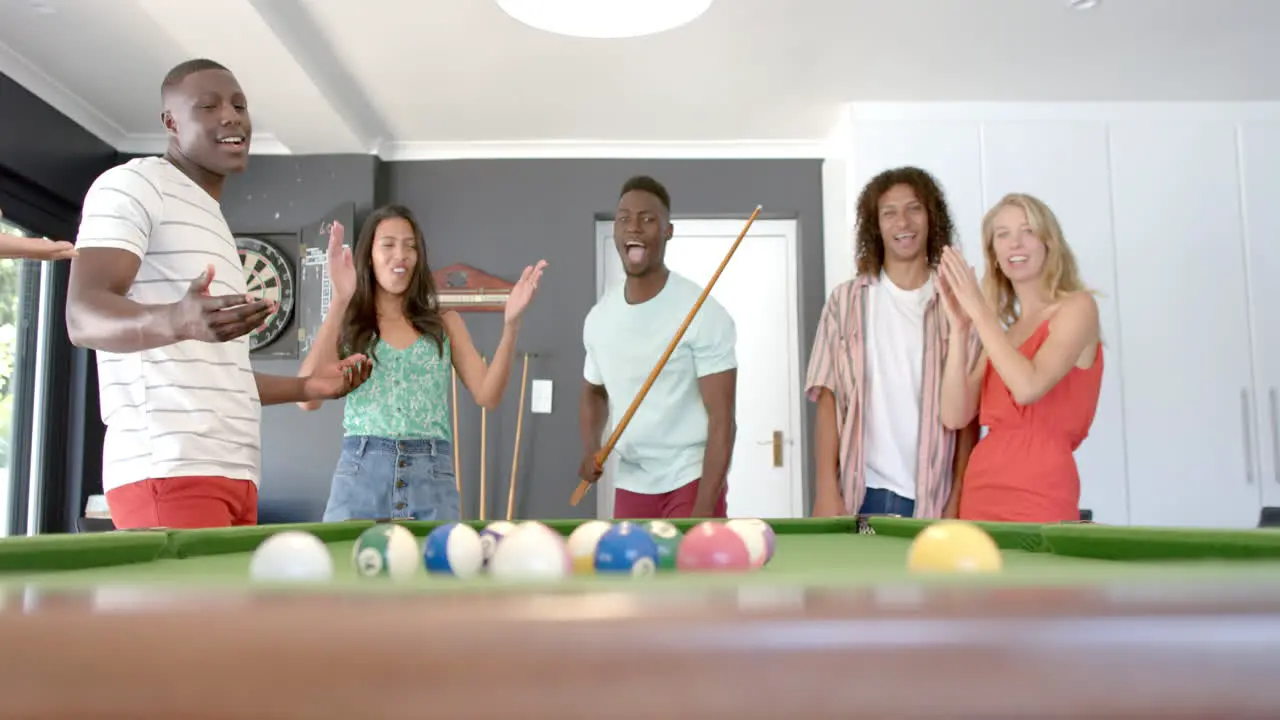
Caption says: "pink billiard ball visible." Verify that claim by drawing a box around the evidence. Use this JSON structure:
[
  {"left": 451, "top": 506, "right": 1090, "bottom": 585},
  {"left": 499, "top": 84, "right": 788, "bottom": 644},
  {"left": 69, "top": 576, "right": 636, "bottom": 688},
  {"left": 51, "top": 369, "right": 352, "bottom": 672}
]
[{"left": 676, "top": 521, "right": 752, "bottom": 572}]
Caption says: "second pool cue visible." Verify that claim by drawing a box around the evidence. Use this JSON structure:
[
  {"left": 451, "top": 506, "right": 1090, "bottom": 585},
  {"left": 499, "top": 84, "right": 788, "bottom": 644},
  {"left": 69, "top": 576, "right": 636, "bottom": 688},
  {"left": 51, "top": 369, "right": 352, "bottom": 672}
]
[{"left": 506, "top": 352, "right": 530, "bottom": 521}]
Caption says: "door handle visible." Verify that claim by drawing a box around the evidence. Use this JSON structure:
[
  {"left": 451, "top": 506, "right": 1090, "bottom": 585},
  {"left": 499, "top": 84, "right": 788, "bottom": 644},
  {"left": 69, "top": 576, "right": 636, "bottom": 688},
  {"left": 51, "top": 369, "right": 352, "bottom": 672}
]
[{"left": 755, "top": 431, "right": 783, "bottom": 467}]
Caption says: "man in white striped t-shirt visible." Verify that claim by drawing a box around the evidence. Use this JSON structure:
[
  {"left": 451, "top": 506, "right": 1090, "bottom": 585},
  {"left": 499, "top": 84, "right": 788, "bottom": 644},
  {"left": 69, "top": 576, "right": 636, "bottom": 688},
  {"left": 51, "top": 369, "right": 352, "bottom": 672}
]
[{"left": 66, "top": 59, "right": 371, "bottom": 529}]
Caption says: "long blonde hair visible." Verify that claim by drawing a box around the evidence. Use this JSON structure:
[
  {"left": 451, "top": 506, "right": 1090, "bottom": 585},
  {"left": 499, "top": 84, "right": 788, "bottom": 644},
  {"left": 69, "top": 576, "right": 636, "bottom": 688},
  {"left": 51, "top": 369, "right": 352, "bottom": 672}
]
[{"left": 980, "top": 193, "right": 1090, "bottom": 326}]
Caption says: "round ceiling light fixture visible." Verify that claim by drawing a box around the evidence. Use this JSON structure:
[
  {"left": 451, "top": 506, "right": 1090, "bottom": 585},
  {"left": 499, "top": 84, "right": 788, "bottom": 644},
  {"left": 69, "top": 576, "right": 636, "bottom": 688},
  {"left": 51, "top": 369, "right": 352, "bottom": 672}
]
[
  {"left": 496, "top": 0, "right": 715, "bottom": 39},
  {"left": 1068, "top": 0, "right": 1100, "bottom": 9}
]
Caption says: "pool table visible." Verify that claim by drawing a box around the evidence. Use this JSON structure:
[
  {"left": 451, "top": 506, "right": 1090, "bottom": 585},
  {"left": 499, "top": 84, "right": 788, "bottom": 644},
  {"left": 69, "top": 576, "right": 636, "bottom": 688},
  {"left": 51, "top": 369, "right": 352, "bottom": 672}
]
[{"left": 4, "top": 515, "right": 1280, "bottom": 719}]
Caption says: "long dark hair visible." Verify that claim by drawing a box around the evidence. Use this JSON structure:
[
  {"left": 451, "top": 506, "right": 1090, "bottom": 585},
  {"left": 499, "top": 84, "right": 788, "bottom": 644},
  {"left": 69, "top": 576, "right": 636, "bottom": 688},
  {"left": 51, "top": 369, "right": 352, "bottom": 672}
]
[
  {"left": 853, "top": 166, "right": 956, "bottom": 277},
  {"left": 337, "top": 204, "right": 446, "bottom": 362}
]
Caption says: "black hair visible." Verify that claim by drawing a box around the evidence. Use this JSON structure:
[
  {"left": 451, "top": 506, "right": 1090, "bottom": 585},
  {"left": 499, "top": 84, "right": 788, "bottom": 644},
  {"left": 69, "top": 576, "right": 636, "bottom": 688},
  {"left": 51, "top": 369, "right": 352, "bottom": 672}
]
[
  {"left": 161, "top": 58, "right": 231, "bottom": 97},
  {"left": 619, "top": 175, "right": 671, "bottom": 214}
]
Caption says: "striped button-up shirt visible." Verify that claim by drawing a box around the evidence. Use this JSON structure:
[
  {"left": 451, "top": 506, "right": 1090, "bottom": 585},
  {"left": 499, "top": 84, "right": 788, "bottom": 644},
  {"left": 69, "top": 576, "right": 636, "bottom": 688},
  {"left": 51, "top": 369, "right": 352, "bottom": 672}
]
[{"left": 805, "top": 273, "right": 979, "bottom": 518}]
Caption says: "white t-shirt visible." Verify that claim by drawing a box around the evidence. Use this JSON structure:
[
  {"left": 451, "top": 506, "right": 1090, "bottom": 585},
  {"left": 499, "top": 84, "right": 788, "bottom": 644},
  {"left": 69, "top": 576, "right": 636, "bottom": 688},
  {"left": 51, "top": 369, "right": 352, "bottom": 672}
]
[
  {"left": 583, "top": 271, "right": 737, "bottom": 495},
  {"left": 862, "top": 271, "right": 934, "bottom": 500},
  {"left": 75, "top": 157, "right": 262, "bottom": 493}
]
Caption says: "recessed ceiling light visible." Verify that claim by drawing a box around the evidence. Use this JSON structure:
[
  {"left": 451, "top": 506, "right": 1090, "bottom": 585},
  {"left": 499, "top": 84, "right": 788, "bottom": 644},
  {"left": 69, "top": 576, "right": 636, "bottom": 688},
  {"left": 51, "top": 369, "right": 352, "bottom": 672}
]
[
  {"left": 1069, "top": 0, "right": 1100, "bottom": 9},
  {"left": 496, "top": 0, "right": 714, "bottom": 39}
]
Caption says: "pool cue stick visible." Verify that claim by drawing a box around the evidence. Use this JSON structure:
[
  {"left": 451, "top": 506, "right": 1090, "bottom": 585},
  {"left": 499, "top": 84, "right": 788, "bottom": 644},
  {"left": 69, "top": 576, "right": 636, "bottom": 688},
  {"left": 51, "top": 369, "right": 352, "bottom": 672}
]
[
  {"left": 569, "top": 204, "right": 763, "bottom": 507},
  {"left": 451, "top": 367, "right": 461, "bottom": 498},
  {"left": 480, "top": 354, "right": 488, "bottom": 521},
  {"left": 506, "top": 352, "right": 530, "bottom": 521}
]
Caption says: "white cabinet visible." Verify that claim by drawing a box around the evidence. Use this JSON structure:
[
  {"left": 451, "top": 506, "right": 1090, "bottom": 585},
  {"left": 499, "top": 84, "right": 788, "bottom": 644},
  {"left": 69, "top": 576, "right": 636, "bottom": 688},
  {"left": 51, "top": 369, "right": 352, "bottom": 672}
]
[
  {"left": 830, "top": 103, "right": 1280, "bottom": 528},
  {"left": 848, "top": 121, "right": 985, "bottom": 268},
  {"left": 1240, "top": 123, "right": 1280, "bottom": 510},
  {"left": 978, "top": 121, "right": 1130, "bottom": 526},
  {"left": 1109, "top": 121, "right": 1260, "bottom": 528}
]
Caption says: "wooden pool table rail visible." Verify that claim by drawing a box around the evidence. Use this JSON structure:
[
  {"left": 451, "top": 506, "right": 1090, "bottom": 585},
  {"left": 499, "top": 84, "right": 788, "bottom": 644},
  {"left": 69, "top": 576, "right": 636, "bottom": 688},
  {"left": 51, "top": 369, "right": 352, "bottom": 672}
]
[{"left": 2, "top": 581, "right": 1280, "bottom": 718}]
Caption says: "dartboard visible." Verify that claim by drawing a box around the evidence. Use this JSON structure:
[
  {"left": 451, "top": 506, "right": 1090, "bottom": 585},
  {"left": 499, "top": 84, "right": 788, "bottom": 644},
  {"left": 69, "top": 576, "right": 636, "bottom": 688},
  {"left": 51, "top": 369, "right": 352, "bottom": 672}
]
[{"left": 236, "top": 236, "right": 295, "bottom": 351}]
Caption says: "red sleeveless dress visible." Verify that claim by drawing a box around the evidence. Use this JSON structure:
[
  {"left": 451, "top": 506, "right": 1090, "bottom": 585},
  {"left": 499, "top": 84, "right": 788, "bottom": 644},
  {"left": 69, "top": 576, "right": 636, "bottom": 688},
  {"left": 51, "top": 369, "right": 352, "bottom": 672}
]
[{"left": 957, "top": 318, "right": 1104, "bottom": 523}]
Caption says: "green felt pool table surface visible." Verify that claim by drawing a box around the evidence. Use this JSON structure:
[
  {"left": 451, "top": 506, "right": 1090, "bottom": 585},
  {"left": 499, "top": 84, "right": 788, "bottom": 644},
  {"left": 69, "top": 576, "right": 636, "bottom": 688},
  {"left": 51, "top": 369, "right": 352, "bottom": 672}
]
[{"left": 5, "top": 516, "right": 1280, "bottom": 592}]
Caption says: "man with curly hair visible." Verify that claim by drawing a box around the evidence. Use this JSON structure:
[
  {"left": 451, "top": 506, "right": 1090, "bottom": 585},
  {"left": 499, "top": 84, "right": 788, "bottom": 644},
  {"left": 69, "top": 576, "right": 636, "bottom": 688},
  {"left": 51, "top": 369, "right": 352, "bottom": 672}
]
[{"left": 805, "top": 167, "right": 980, "bottom": 519}]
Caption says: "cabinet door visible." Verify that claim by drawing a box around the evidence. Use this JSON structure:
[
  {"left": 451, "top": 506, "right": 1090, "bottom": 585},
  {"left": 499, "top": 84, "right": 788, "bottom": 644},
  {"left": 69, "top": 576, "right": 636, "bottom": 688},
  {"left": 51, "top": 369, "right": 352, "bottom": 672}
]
[
  {"left": 1110, "top": 122, "right": 1260, "bottom": 527},
  {"left": 849, "top": 121, "right": 985, "bottom": 268},
  {"left": 980, "top": 121, "right": 1130, "bottom": 525},
  {"left": 1240, "top": 122, "right": 1280, "bottom": 510}
]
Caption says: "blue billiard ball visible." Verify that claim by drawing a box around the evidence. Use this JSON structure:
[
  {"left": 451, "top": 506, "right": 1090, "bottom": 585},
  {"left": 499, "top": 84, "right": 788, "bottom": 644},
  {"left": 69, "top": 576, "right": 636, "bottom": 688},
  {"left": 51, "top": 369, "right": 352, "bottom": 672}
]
[
  {"left": 423, "top": 522, "right": 484, "bottom": 579},
  {"left": 593, "top": 521, "right": 659, "bottom": 577}
]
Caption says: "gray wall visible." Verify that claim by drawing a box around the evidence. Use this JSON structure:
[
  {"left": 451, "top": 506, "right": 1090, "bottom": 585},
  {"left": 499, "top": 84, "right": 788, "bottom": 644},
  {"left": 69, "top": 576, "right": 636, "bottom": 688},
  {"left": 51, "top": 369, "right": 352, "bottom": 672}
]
[{"left": 220, "top": 156, "right": 826, "bottom": 523}]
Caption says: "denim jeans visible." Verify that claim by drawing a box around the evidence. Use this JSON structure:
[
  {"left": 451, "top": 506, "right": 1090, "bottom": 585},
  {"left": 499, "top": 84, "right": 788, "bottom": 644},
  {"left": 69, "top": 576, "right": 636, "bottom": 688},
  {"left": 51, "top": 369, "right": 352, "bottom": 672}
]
[
  {"left": 858, "top": 487, "right": 916, "bottom": 517},
  {"left": 322, "top": 436, "right": 460, "bottom": 522}
]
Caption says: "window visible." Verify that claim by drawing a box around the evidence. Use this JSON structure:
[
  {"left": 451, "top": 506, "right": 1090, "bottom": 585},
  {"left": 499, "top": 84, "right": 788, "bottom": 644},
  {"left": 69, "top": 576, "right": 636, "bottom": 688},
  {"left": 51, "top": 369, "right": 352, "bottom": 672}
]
[{"left": 0, "top": 217, "right": 35, "bottom": 537}]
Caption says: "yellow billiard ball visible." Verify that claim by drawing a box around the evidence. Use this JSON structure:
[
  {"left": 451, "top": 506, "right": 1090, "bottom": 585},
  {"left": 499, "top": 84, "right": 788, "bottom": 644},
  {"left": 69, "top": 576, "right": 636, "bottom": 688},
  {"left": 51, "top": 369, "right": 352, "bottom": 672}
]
[
  {"left": 906, "top": 520, "right": 1003, "bottom": 573},
  {"left": 566, "top": 520, "right": 613, "bottom": 574}
]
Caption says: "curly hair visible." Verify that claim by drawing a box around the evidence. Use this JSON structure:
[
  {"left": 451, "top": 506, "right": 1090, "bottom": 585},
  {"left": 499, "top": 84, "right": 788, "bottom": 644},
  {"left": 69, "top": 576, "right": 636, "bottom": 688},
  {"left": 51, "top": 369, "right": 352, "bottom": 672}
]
[{"left": 853, "top": 166, "right": 956, "bottom": 277}]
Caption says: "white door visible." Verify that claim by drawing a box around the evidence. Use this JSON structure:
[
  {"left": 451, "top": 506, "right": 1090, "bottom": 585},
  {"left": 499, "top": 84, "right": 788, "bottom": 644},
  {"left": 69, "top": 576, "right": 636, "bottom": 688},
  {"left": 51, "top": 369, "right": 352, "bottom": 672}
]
[{"left": 594, "top": 218, "right": 805, "bottom": 519}]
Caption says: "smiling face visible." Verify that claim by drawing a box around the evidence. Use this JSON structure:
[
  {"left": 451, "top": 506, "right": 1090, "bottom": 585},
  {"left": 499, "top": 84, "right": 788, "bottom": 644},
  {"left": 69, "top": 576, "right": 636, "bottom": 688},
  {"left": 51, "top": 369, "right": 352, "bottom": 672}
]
[
  {"left": 876, "top": 183, "right": 929, "bottom": 266},
  {"left": 614, "top": 189, "right": 672, "bottom": 277},
  {"left": 163, "top": 68, "right": 252, "bottom": 175},
  {"left": 369, "top": 216, "right": 418, "bottom": 296},
  {"left": 988, "top": 204, "right": 1048, "bottom": 283}
]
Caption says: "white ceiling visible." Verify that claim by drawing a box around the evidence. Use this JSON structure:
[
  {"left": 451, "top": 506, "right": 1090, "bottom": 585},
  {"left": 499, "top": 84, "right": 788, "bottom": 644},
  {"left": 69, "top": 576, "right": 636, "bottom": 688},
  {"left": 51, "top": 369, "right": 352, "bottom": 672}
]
[{"left": 0, "top": 0, "right": 1277, "bottom": 160}]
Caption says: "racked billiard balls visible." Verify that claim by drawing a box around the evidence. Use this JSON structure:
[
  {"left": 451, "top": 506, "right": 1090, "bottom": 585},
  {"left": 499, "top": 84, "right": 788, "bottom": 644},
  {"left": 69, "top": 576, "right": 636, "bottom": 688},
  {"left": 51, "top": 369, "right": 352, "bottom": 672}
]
[
  {"left": 352, "top": 523, "right": 420, "bottom": 581},
  {"left": 641, "top": 520, "right": 682, "bottom": 571},
  {"left": 594, "top": 521, "right": 659, "bottom": 577},
  {"left": 676, "top": 521, "right": 752, "bottom": 572}
]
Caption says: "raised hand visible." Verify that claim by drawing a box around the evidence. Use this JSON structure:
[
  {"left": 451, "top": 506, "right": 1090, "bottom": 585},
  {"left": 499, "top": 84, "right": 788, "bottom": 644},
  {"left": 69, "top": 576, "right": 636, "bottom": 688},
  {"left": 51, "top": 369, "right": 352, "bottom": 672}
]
[
  {"left": 170, "top": 264, "right": 275, "bottom": 343},
  {"left": 0, "top": 234, "right": 78, "bottom": 261},
  {"left": 504, "top": 259, "right": 547, "bottom": 326},
  {"left": 938, "top": 246, "right": 987, "bottom": 321},
  {"left": 302, "top": 353, "right": 373, "bottom": 401},
  {"left": 936, "top": 266, "right": 969, "bottom": 330},
  {"left": 325, "top": 221, "right": 355, "bottom": 302}
]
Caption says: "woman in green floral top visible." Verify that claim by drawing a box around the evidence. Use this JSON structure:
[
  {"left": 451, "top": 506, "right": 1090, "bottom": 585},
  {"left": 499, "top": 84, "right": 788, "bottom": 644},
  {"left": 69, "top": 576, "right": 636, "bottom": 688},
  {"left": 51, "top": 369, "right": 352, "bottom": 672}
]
[{"left": 298, "top": 204, "right": 546, "bottom": 522}]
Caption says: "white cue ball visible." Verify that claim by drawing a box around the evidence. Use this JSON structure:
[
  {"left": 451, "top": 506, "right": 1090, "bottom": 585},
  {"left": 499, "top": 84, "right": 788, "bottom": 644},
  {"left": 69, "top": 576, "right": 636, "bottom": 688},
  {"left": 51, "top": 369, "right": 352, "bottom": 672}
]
[
  {"left": 488, "top": 522, "right": 571, "bottom": 582},
  {"left": 250, "top": 531, "right": 334, "bottom": 582}
]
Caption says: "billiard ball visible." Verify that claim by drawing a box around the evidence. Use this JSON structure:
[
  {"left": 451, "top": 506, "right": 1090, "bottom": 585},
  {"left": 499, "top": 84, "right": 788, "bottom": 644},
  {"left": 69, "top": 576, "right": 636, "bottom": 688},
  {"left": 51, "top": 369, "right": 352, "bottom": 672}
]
[
  {"left": 906, "top": 520, "right": 1003, "bottom": 573},
  {"left": 725, "top": 519, "right": 773, "bottom": 568},
  {"left": 676, "top": 521, "right": 752, "bottom": 572},
  {"left": 479, "top": 520, "right": 517, "bottom": 568},
  {"left": 641, "top": 520, "right": 682, "bottom": 571},
  {"left": 352, "top": 523, "right": 420, "bottom": 580},
  {"left": 249, "top": 530, "right": 333, "bottom": 582},
  {"left": 423, "top": 522, "right": 484, "bottom": 579},
  {"left": 566, "top": 520, "right": 613, "bottom": 574},
  {"left": 488, "top": 522, "right": 571, "bottom": 582},
  {"left": 730, "top": 518, "right": 776, "bottom": 565},
  {"left": 594, "top": 521, "right": 659, "bottom": 577}
]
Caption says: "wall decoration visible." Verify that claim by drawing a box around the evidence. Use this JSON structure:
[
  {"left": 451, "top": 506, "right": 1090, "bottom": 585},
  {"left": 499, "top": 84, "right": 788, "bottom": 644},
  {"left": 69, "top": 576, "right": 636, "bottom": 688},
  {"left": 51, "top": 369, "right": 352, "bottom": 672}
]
[
  {"left": 237, "top": 235, "right": 296, "bottom": 352},
  {"left": 434, "top": 263, "right": 514, "bottom": 312}
]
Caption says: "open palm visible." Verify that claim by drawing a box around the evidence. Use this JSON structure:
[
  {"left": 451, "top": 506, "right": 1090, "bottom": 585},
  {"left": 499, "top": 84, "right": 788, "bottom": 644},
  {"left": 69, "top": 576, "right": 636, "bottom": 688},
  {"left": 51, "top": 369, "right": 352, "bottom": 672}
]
[
  {"left": 504, "top": 259, "right": 548, "bottom": 325},
  {"left": 326, "top": 221, "right": 356, "bottom": 301}
]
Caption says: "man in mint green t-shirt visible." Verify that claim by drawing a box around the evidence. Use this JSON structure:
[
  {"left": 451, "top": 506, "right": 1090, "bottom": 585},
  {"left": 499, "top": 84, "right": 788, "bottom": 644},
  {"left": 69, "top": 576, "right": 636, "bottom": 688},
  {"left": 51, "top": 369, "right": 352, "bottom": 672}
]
[{"left": 579, "top": 175, "right": 738, "bottom": 519}]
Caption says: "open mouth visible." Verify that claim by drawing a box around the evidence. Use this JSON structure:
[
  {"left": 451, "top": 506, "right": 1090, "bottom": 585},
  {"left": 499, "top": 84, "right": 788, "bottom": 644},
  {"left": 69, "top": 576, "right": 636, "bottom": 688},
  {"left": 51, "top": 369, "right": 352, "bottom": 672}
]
[
  {"left": 391, "top": 266, "right": 407, "bottom": 276},
  {"left": 625, "top": 240, "right": 646, "bottom": 264},
  {"left": 893, "top": 232, "right": 917, "bottom": 245},
  {"left": 217, "top": 135, "right": 246, "bottom": 150},
  {"left": 1007, "top": 255, "right": 1028, "bottom": 267}
]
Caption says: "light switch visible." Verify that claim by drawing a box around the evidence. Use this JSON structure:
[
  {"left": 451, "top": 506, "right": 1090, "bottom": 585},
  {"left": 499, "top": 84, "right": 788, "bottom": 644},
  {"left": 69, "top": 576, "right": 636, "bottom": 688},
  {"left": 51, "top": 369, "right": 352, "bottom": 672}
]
[{"left": 530, "top": 379, "right": 553, "bottom": 414}]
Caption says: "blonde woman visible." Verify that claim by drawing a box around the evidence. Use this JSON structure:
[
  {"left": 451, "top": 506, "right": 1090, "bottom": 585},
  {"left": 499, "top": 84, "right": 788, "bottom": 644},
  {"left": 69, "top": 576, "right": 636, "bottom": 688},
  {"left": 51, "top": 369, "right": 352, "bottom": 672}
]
[{"left": 935, "top": 192, "right": 1103, "bottom": 522}]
